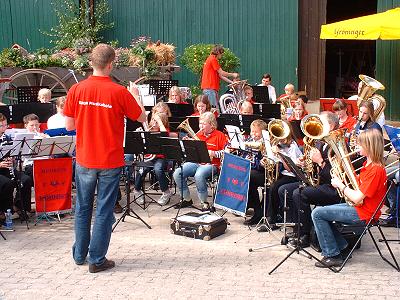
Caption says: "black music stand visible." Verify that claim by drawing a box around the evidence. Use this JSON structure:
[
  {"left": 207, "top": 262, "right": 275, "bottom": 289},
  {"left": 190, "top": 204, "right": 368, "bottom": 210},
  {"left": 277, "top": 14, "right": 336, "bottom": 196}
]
[
  {"left": 160, "top": 138, "right": 210, "bottom": 215},
  {"left": 17, "top": 86, "right": 48, "bottom": 103},
  {"left": 148, "top": 79, "right": 178, "bottom": 101},
  {"left": 8, "top": 103, "right": 56, "bottom": 124},
  {"left": 269, "top": 153, "right": 328, "bottom": 275},
  {"left": 113, "top": 131, "right": 151, "bottom": 231},
  {"left": 288, "top": 119, "right": 305, "bottom": 143},
  {"left": 251, "top": 86, "right": 270, "bottom": 103},
  {"left": 166, "top": 103, "right": 194, "bottom": 117},
  {"left": 252, "top": 103, "right": 281, "bottom": 120},
  {"left": 218, "top": 114, "right": 260, "bottom": 135}
]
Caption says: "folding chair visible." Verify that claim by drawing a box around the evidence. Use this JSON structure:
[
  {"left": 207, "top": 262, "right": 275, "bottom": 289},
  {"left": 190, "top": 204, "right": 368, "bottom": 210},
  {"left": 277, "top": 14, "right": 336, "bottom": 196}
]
[{"left": 333, "top": 180, "right": 400, "bottom": 273}]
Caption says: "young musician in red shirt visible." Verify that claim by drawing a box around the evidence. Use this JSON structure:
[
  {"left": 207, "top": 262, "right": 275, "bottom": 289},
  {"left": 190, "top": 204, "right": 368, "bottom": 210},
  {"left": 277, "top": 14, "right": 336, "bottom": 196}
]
[
  {"left": 167, "top": 86, "right": 188, "bottom": 104},
  {"left": 312, "top": 129, "right": 387, "bottom": 268},
  {"left": 332, "top": 100, "right": 357, "bottom": 133},
  {"left": 173, "top": 112, "right": 227, "bottom": 211},
  {"left": 64, "top": 44, "right": 146, "bottom": 273},
  {"left": 191, "top": 94, "right": 218, "bottom": 117}
]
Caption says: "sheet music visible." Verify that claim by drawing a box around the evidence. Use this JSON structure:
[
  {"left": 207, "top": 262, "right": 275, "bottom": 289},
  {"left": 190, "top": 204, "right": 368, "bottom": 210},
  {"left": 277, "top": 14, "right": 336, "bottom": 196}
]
[
  {"left": 262, "top": 129, "right": 274, "bottom": 159},
  {"left": 225, "top": 125, "right": 245, "bottom": 150},
  {"left": 33, "top": 136, "right": 76, "bottom": 156}
]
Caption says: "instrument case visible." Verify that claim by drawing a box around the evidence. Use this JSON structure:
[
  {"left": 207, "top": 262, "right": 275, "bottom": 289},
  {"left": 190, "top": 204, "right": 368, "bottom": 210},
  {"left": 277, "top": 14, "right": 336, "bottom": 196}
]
[{"left": 170, "top": 212, "right": 227, "bottom": 241}]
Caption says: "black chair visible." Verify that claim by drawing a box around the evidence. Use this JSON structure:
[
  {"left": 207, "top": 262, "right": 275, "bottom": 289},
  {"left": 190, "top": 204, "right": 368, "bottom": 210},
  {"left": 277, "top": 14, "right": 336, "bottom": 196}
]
[{"left": 332, "top": 180, "right": 400, "bottom": 273}]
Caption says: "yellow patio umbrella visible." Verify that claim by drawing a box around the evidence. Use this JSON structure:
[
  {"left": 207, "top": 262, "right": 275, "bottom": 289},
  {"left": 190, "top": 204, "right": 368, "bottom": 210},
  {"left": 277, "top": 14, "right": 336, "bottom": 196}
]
[{"left": 320, "top": 7, "right": 400, "bottom": 40}]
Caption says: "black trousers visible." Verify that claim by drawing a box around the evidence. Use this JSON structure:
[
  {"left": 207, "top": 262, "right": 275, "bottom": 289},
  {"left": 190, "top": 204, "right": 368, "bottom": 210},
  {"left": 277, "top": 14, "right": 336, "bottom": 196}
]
[
  {"left": 0, "top": 171, "right": 32, "bottom": 213},
  {"left": 0, "top": 174, "right": 14, "bottom": 213},
  {"left": 266, "top": 175, "right": 298, "bottom": 223},
  {"left": 293, "top": 184, "right": 341, "bottom": 236},
  {"left": 247, "top": 169, "right": 265, "bottom": 216}
]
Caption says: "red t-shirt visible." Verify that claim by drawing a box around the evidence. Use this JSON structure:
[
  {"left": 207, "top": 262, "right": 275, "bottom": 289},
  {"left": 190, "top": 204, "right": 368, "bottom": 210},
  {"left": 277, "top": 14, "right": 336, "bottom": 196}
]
[
  {"left": 201, "top": 55, "right": 221, "bottom": 91},
  {"left": 64, "top": 76, "right": 141, "bottom": 168},
  {"left": 339, "top": 116, "right": 357, "bottom": 133},
  {"left": 196, "top": 129, "right": 227, "bottom": 168},
  {"left": 355, "top": 162, "right": 387, "bottom": 221}
]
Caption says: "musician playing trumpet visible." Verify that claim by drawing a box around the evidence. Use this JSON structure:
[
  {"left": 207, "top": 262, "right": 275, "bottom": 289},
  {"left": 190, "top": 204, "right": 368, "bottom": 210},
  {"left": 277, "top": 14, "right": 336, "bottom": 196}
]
[
  {"left": 312, "top": 129, "right": 387, "bottom": 268},
  {"left": 173, "top": 112, "right": 227, "bottom": 211}
]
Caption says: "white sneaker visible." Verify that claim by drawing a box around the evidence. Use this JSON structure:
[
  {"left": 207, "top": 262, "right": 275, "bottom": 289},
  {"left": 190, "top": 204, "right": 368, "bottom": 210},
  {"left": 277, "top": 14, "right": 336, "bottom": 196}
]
[
  {"left": 134, "top": 190, "right": 144, "bottom": 205},
  {"left": 157, "top": 190, "right": 172, "bottom": 206}
]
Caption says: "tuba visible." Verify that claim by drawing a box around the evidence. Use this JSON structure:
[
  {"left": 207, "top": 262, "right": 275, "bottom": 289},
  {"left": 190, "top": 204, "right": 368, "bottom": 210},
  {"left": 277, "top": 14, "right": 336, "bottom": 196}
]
[
  {"left": 300, "top": 114, "right": 330, "bottom": 186},
  {"left": 219, "top": 80, "right": 247, "bottom": 114},
  {"left": 357, "top": 74, "right": 386, "bottom": 121},
  {"left": 177, "top": 118, "right": 200, "bottom": 140},
  {"left": 323, "top": 129, "right": 361, "bottom": 206}
]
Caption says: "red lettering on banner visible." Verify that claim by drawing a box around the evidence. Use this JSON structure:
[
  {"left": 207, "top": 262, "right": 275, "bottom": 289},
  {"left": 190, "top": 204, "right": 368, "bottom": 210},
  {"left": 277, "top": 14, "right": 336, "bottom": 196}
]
[
  {"left": 227, "top": 163, "right": 246, "bottom": 172},
  {"left": 219, "top": 189, "right": 245, "bottom": 201}
]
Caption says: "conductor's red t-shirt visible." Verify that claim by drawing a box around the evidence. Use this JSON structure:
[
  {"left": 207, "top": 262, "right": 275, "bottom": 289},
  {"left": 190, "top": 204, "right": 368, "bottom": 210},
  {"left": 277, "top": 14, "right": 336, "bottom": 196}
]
[
  {"left": 201, "top": 55, "right": 221, "bottom": 91},
  {"left": 64, "top": 76, "right": 141, "bottom": 168},
  {"left": 356, "top": 162, "right": 387, "bottom": 221}
]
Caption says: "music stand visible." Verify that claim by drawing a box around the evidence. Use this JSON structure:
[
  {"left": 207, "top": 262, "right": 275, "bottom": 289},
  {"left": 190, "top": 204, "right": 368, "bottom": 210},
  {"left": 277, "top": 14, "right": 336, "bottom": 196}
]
[
  {"left": 252, "top": 103, "right": 281, "bottom": 120},
  {"left": 8, "top": 103, "right": 56, "bottom": 124},
  {"left": 160, "top": 138, "right": 211, "bottom": 215},
  {"left": 268, "top": 153, "right": 326, "bottom": 275},
  {"left": 288, "top": 120, "right": 305, "bottom": 143},
  {"left": 166, "top": 103, "right": 194, "bottom": 117},
  {"left": 148, "top": 79, "right": 178, "bottom": 101},
  {"left": 218, "top": 114, "right": 260, "bottom": 135},
  {"left": 113, "top": 131, "right": 152, "bottom": 231},
  {"left": 251, "top": 86, "right": 270, "bottom": 103}
]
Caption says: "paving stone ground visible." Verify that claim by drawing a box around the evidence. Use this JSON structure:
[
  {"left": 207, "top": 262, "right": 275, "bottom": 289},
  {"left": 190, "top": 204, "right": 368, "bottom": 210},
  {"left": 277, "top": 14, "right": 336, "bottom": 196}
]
[{"left": 1, "top": 189, "right": 399, "bottom": 300}]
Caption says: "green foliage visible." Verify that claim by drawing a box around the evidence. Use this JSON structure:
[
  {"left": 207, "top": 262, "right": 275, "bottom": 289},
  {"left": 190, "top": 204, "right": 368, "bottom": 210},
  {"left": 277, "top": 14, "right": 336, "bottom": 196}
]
[
  {"left": 180, "top": 44, "right": 240, "bottom": 78},
  {"left": 44, "top": 0, "right": 114, "bottom": 50},
  {"left": 0, "top": 48, "right": 28, "bottom": 67},
  {"left": 130, "top": 36, "right": 158, "bottom": 77}
]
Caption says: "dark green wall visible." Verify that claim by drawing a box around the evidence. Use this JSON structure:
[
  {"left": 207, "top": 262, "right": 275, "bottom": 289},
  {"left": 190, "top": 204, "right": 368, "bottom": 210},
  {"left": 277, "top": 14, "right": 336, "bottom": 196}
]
[
  {"left": 0, "top": 0, "right": 58, "bottom": 51},
  {"left": 376, "top": 0, "right": 400, "bottom": 121},
  {"left": 104, "top": 0, "right": 299, "bottom": 95}
]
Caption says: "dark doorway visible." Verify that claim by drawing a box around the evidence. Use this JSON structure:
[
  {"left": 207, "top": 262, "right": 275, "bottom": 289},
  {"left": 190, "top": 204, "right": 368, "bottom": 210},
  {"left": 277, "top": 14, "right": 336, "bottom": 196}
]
[{"left": 325, "top": 0, "right": 377, "bottom": 98}]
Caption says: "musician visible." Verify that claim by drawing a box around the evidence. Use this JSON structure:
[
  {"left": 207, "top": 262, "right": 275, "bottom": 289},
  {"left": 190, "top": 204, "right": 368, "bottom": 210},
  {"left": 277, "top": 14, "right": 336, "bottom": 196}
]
[
  {"left": 132, "top": 112, "right": 172, "bottom": 206},
  {"left": 239, "top": 100, "right": 254, "bottom": 115},
  {"left": 47, "top": 96, "right": 66, "bottom": 129},
  {"left": 277, "top": 83, "right": 298, "bottom": 102},
  {"left": 279, "top": 112, "right": 342, "bottom": 247},
  {"left": 37, "top": 88, "right": 51, "bottom": 103},
  {"left": 243, "top": 119, "right": 268, "bottom": 225},
  {"left": 0, "top": 113, "right": 33, "bottom": 221},
  {"left": 191, "top": 94, "right": 218, "bottom": 117},
  {"left": 312, "top": 129, "right": 387, "bottom": 268},
  {"left": 167, "top": 86, "right": 188, "bottom": 104},
  {"left": 244, "top": 86, "right": 256, "bottom": 104},
  {"left": 173, "top": 112, "right": 227, "bottom": 211},
  {"left": 258, "top": 73, "right": 277, "bottom": 103},
  {"left": 287, "top": 99, "right": 307, "bottom": 147},
  {"left": 23, "top": 114, "right": 49, "bottom": 138},
  {"left": 201, "top": 45, "right": 239, "bottom": 110},
  {"left": 332, "top": 100, "right": 357, "bottom": 133}
]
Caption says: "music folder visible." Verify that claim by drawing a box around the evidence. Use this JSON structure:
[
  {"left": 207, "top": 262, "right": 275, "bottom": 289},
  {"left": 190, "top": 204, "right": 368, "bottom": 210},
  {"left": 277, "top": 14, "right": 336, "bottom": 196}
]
[{"left": 277, "top": 152, "right": 312, "bottom": 186}]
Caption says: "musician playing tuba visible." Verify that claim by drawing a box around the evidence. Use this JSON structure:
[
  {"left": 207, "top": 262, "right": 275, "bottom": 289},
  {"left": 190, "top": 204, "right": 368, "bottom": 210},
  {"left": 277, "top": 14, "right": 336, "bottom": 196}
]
[{"left": 173, "top": 112, "right": 227, "bottom": 211}]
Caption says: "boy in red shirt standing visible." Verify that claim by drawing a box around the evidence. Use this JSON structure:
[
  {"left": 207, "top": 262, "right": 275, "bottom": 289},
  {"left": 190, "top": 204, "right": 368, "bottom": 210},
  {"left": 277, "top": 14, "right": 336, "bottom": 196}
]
[
  {"left": 64, "top": 44, "right": 146, "bottom": 273},
  {"left": 201, "top": 45, "right": 239, "bottom": 111}
]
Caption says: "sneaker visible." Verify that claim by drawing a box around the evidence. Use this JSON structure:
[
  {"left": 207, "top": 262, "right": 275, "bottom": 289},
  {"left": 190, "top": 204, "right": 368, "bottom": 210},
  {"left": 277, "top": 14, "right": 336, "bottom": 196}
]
[
  {"left": 173, "top": 199, "right": 193, "bottom": 209},
  {"left": 315, "top": 255, "right": 344, "bottom": 268},
  {"left": 113, "top": 202, "right": 123, "bottom": 214},
  {"left": 88, "top": 258, "right": 115, "bottom": 273},
  {"left": 158, "top": 190, "right": 172, "bottom": 206},
  {"left": 201, "top": 201, "right": 210, "bottom": 212},
  {"left": 134, "top": 190, "right": 144, "bottom": 205}
]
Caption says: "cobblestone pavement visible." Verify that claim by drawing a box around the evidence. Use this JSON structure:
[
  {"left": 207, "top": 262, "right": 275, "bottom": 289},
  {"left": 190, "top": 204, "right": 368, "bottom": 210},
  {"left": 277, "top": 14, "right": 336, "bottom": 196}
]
[{"left": 1, "top": 191, "right": 399, "bottom": 300}]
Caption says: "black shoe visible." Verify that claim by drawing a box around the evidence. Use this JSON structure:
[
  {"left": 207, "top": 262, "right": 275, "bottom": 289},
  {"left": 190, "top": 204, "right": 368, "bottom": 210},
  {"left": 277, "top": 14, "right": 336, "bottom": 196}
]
[
  {"left": 288, "top": 234, "right": 310, "bottom": 248},
  {"left": 113, "top": 202, "right": 123, "bottom": 214},
  {"left": 89, "top": 259, "right": 115, "bottom": 273},
  {"left": 173, "top": 199, "right": 193, "bottom": 209},
  {"left": 315, "top": 255, "right": 344, "bottom": 268},
  {"left": 379, "top": 216, "right": 400, "bottom": 228},
  {"left": 243, "top": 215, "right": 262, "bottom": 226}
]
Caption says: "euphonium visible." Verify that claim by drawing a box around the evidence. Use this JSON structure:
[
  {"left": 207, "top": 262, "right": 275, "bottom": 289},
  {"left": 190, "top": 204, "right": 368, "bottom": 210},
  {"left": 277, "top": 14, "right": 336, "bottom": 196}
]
[
  {"left": 300, "top": 114, "right": 330, "bottom": 186},
  {"left": 219, "top": 79, "right": 247, "bottom": 114},
  {"left": 357, "top": 74, "right": 386, "bottom": 121},
  {"left": 177, "top": 118, "right": 200, "bottom": 140},
  {"left": 323, "top": 129, "right": 361, "bottom": 206}
]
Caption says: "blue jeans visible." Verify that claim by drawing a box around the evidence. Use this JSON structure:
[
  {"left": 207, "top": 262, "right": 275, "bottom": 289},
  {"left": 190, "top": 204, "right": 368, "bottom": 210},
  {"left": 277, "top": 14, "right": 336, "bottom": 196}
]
[
  {"left": 311, "top": 203, "right": 365, "bottom": 258},
  {"left": 173, "top": 162, "right": 216, "bottom": 203},
  {"left": 72, "top": 163, "right": 122, "bottom": 265},
  {"left": 134, "top": 158, "right": 169, "bottom": 192},
  {"left": 203, "top": 89, "right": 218, "bottom": 110}
]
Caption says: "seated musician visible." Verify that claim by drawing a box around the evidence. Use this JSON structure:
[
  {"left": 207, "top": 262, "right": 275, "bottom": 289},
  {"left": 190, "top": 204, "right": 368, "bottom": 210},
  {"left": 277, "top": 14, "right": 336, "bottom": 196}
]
[
  {"left": 287, "top": 99, "right": 307, "bottom": 147},
  {"left": 0, "top": 113, "right": 33, "bottom": 221},
  {"left": 243, "top": 119, "right": 268, "bottom": 225},
  {"left": 131, "top": 112, "right": 172, "bottom": 206},
  {"left": 312, "top": 129, "right": 387, "bottom": 268},
  {"left": 278, "top": 112, "right": 342, "bottom": 247},
  {"left": 173, "top": 112, "right": 227, "bottom": 211},
  {"left": 239, "top": 100, "right": 253, "bottom": 115},
  {"left": 47, "top": 96, "right": 66, "bottom": 129},
  {"left": 244, "top": 86, "right": 256, "bottom": 104},
  {"left": 277, "top": 83, "right": 298, "bottom": 102},
  {"left": 167, "top": 86, "right": 189, "bottom": 104},
  {"left": 257, "top": 73, "right": 277, "bottom": 103},
  {"left": 332, "top": 99, "right": 357, "bottom": 133},
  {"left": 37, "top": 88, "right": 51, "bottom": 103},
  {"left": 191, "top": 95, "right": 218, "bottom": 117}
]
